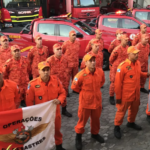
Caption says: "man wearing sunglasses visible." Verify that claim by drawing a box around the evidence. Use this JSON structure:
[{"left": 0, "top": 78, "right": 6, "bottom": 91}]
[
  {"left": 3, "top": 45, "right": 31, "bottom": 107},
  {"left": 0, "top": 35, "right": 11, "bottom": 68},
  {"left": 46, "top": 43, "right": 72, "bottom": 117},
  {"left": 27, "top": 34, "right": 49, "bottom": 79},
  {"left": 62, "top": 30, "right": 80, "bottom": 83}
]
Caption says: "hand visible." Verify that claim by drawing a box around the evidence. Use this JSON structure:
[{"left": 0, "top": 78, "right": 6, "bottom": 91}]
[
  {"left": 53, "top": 99, "right": 61, "bottom": 105},
  {"left": 116, "top": 99, "right": 121, "bottom": 104}
]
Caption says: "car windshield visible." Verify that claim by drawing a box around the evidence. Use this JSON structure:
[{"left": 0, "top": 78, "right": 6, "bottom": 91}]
[
  {"left": 74, "top": 21, "right": 95, "bottom": 35},
  {"left": 4, "top": 0, "right": 40, "bottom": 8},
  {"left": 74, "top": 0, "right": 99, "bottom": 7}
]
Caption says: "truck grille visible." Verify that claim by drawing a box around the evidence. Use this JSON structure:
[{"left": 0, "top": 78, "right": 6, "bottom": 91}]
[{"left": 78, "top": 11, "right": 97, "bottom": 19}]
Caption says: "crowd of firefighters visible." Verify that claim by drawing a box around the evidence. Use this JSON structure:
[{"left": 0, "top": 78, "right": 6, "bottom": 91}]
[{"left": 0, "top": 23, "right": 150, "bottom": 150}]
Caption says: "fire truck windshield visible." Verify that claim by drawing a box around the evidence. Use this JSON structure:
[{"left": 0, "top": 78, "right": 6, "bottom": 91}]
[
  {"left": 74, "top": 0, "right": 99, "bottom": 7},
  {"left": 3, "top": 0, "right": 40, "bottom": 8}
]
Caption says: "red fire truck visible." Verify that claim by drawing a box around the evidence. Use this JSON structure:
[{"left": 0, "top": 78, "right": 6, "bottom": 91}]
[{"left": 0, "top": 0, "right": 100, "bottom": 29}]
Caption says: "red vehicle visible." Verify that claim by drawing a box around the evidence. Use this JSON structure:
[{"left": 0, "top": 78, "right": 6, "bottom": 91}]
[
  {"left": 3, "top": 17, "right": 115, "bottom": 70},
  {"left": 132, "top": 7, "right": 150, "bottom": 26},
  {"left": 0, "top": 0, "right": 43, "bottom": 28},
  {"left": 41, "top": 0, "right": 100, "bottom": 22},
  {"left": 0, "top": 0, "right": 100, "bottom": 29},
  {"left": 100, "top": 1, "right": 142, "bottom": 14},
  {"left": 0, "top": 32, "right": 35, "bottom": 56}
]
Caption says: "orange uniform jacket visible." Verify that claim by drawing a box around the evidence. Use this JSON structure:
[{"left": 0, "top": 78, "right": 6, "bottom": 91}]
[
  {"left": 109, "top": 45, "right": 128, "bottom": 82},
  {"left": 0, "top": 80, "right": 20, "bottom": 112},
  {"left": 108, "top": 39, "right": 121, "bottom": 53},
  {"left": 3, "top": 57, "right": 30, "bottom": 84},
  {"left": 115, "top": 59, "right": 148, "bottom": 102},
  {"left": 0, "top": 46, "right": 11, "bottom": 67},
  {"left": 132, "top": 32, "right": 150, "bottom": 46},
  {"left": 26, "top": 76, "right": 66, "bottom": 106},
  {"left": 46, "top": 55, "right": 69, "bottom": 92},
  {"left": 71, "top": 67, "right": 105, "bottom": 109},
  {"left": 27, "top": 46, "right": 49, "bottom": 78},
  {"left": 136, "top": 42, "right": 149, "bottom": 71},
  {"left": 85, "top": 38, "right": 104, "bottom": 53},
  {"left": 80, "top": 51, "right": 103, "bottom": 69},
  {"left": 62, "top": 40, "right": 80, "bottom": 68}
]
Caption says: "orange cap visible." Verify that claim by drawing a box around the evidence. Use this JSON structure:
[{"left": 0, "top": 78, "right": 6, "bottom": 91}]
[
  {"left": 11, "top": 45, "right": 20, "bottom": 51},
  {"left": 1, "top": 35, "right": 8, "bottom": 42},
  {"left": 95, "top": 29, "right": 102, "bottom": 34},
  {"left": 83, "top": 53, "right": 95, "bottom": 62},
  {"left": 0, "top": 66, "right": 3, "bottom": 74},
  {"left": 140, "top": 24, "right": 147, "bottom": 29},
  {"left": 127, "top": 46, "right": 140, "bottom": 54},
  {"left": 116, "top": 29, "right": 123, "bottom": 34},
  {"left": 142, "top": 33, "right": 149, "bottom": 39},
  {"left": 53, "top": 43, "right": 61, "bottom": 50},
  {"left": 92, "top": 39, "right": 100, "bottom": 46},
  {"left": 121, "top": 33, "right": 129, "bottom": 40},
  {"left": 38, "top": 61, "right": 50, "bottom": 70},
  {"left": 35, "top": 34, "right": 42, "bottom": 40},
  {"left": 69, "top": 30, "right": 76, "bottom": 36}
]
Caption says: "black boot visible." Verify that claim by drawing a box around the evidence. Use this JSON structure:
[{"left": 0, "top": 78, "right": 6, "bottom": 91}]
[
  {"left": 75, "top": 134, "right": 82, "bottom": 150},
  {"left": 91, "top": 134, "right": 104, "bottom": 143},
  {"left": 109, "top": 96, "right": 115, "bottom": 105},
  {"left": 147, "top": 115, "right": 150, "bottom": 124},
  {"left": 62, "top": 106, "right": 72, "bottom": 117},
  {"left": 114, "top": 126, "right": 121, "bottom": 139},
  {"left": 126, "top": 122, "right": 142, "bottom": 130},
  {"left": 21, "top": 100, "right": 26, "bottom": 107},
  {"left": 140, "top": 88, "right": 149, "bottom": 94},
  {"left": 56, "top": 144, "right": 66, "bottom": 150}
]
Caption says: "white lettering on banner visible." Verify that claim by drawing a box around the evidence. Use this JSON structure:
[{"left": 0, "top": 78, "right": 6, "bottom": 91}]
[
  {"left": 81, "top": 9, "right": 95, "bottom": 12},
  {"left": 18, "top": 11, "right": 31, "bottom": 14}
]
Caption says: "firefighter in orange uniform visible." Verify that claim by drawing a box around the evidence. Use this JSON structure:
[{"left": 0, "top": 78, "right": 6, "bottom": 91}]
[
  {"left": 0, "top": 36, "right": 11, "bottom": 68},
  {"left": 71, "top": 54, "right": 105, "bottom": 150},
  {"left": 136, "top": 34, "right": 150, "bottom": 93},
  {"left": 62, "top": 30, "right": 80, "bottom": 82},
  {"left": 132, "top": 24, "right": 150, "bottom": 46},
  {"left": 0, "top": 66, "right": 20, "bottom": 112},
  {"left": 114, "top": 46, "right": 150, "bottom": 139},
  {"left": 3, "top": 45, "right": 30, "bottom": 107},
  {"left": 46, "top": 43, "right": 72, "bottom": 117},
  {"left": 109, "top": 33, "right": 129, "bottom": 105},
  {"left": 108, "top": 29, "right": 123, "bottom": 54},
  {"left": 26, "top": 61, "right": 66, "bottom": 150},
  {"left": 85, "top": 29, "right": 104, "bottom": 54},
  {"left": 80, "top": 39, "right": 103, "bottom": 69},
  {"left": 27, "top": 35, "right": 49, "bottom": 79}
]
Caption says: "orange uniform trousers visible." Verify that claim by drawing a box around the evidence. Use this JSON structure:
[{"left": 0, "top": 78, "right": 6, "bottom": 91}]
[
  {"left": 75, "top": 106, "right": 102, "bottom": 134},
  {"left": 114, "top": 100, "right": 140, "bottom": 126},
  {"left": 69, "top": 66, "right": 78, "bottom": 81}
]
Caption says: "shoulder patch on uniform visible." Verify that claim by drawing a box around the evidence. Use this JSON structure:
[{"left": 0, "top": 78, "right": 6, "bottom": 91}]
[
  {"left": 27, "top": 84, "right": 31, "bottom": 90},
  {"left": 35, "top": 85, "right": 40, "bottom": 88},
  {"left": 74, "top": 77, "right": 78, "bottom": 81},
  {"left": 117, "top": 69, "right": 121, "bottom": 72}
]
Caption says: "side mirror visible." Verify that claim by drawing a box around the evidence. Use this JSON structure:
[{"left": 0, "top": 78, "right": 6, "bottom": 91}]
[
  {"left": 89, "top": 22, "right": 96, "bottom": 27},
  {"left": 76, "top": 32, "right": 83, "bottom": 38}
]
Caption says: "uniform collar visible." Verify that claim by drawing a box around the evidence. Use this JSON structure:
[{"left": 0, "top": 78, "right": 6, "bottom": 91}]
[
  {"left": 85, "top": 67, "right": 98, "bottom": 75},
  {"left": 54, "top": 55, "right": 63, "bottom": 61},
  {"left": 69, "top": 40, "right": 76, "bottom": 44},
  {"left": 0, "top": 46, "right": 10, "bottom": 52},
  {"left": 125, "top": 58, "right": 137, "bottom": 66}
]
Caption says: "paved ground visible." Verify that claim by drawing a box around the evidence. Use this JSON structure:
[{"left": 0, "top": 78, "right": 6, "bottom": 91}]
[{"left": 60, "top": 68, "right": 150, "bottom": 150}]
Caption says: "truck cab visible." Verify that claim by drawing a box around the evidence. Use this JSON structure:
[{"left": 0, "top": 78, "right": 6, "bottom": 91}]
[{"left": 132, "top": 7, "right": 150, "bottom": 26}]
